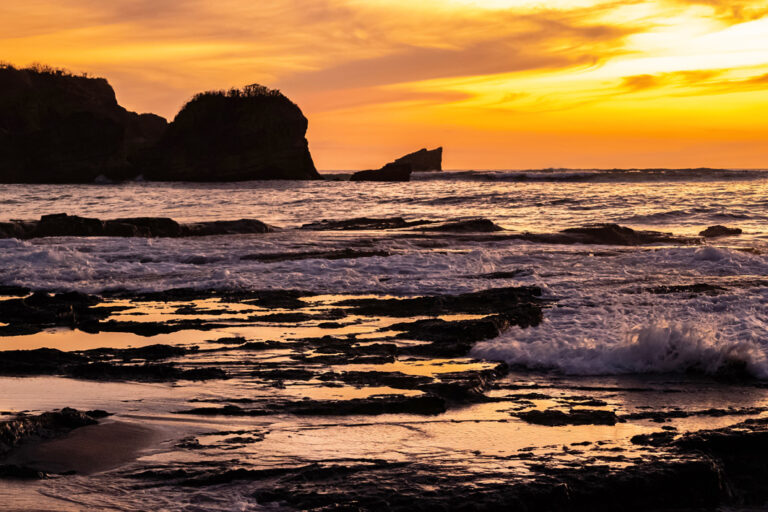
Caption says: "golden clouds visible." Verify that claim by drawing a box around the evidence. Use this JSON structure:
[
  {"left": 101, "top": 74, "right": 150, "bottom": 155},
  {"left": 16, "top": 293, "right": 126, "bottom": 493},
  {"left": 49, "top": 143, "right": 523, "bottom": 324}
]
[{"left": 0, "top": 0, "right": 767, "bottom": 168}]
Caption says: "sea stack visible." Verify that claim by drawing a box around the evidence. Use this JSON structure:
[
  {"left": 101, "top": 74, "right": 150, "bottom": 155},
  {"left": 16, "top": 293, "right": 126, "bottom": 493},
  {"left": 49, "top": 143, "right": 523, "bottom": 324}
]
[
  {"left": 141, "top": 84, "right": 320, "bottom": 181},
  {"left": 0, "top": 64, "right": 167, "bottom": 183},
  {"left": 350, "top": 163, "right": 412, "bottom": 182},
  {"left": 390, "top": 147, "right": 442, "bottom": 172}
]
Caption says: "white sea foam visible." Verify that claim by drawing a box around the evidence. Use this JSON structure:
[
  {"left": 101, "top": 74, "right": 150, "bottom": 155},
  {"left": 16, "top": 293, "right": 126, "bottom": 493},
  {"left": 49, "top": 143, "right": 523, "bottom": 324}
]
[{"left": 473, "top": 317, "right": 768, "bottom": 378}]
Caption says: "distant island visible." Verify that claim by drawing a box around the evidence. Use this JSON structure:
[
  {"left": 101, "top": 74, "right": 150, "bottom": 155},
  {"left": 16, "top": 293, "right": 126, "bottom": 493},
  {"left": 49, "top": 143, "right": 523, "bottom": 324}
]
[{"left": 350, "top": 147, "right": 443, "bottom": 182}]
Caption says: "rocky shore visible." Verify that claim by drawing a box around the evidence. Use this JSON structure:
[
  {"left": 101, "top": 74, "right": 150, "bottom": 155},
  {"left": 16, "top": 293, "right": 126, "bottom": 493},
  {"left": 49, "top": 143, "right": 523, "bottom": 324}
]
[
  {"left": 0, "top": 213, "right": 738, "bottom": 247},
  {"left": 1, "top": 278, "right": 768, "bottom": 510}
]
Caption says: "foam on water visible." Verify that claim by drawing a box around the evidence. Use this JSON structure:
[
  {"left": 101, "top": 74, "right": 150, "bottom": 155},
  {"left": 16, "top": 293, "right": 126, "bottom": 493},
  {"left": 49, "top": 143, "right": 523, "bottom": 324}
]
[{"left": 0, "top": 174, "right": 767, "bottom": 377}]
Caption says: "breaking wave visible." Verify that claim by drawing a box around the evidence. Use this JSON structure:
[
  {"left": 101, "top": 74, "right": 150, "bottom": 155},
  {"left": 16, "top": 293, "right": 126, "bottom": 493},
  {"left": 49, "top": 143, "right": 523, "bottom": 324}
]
[{"left": 473, "top": 317, "right": 768, "bottom": 379}]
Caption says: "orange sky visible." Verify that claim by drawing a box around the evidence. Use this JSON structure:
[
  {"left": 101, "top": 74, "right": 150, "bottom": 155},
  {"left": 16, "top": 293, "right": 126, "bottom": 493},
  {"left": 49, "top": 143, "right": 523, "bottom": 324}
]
[{"left": 2, "top": 0, "right": 767, "bottom": 169}]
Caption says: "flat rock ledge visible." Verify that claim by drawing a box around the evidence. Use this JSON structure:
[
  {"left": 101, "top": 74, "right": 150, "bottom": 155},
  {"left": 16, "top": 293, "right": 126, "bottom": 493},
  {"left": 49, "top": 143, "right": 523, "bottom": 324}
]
[{"left": 0, "top": 213, "right": 272, "bottom": 239}]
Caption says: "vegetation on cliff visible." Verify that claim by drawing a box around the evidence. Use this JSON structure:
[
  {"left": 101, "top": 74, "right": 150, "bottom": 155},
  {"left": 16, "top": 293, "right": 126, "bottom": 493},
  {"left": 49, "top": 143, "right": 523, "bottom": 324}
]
[{"left": 0, "top": 66, "right": 319, "bottom": 182}]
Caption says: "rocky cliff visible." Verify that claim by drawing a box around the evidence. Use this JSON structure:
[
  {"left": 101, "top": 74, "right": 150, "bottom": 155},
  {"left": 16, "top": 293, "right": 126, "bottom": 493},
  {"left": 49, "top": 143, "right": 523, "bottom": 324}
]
[
  {"left": 0, "top": 65, "right": 167, "bottom": 183},
  {"left": 0, "top": 67, "right": 320, "bottom": 182},
  {"left": 141, "top": 85, "right": 320, "bottom": 181}
]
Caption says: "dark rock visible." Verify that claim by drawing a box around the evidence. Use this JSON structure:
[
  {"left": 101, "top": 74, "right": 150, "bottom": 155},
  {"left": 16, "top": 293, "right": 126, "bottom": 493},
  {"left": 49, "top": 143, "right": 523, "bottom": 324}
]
[
  {"left": 253, "top": 369, "right": 314, "bottom": 381},
  {"left": 351, "top": 163, "right": 412, "bottom": 182},
  {"left": 141, "top": 85, "right": 319, "bottom": 181},
  {"left": 0, "top": 291, "right": 108, "bottom": 335},
  {"left": 301, "top": 217, "right": 432, "bottom": 230},
  {"left": 421, "top": 219, "right": 504, "bottom": 233},
  {"left": 630, "top": 432, "right": 677, "bottom": 446},
  {"left": 0, "top": 286, "right": 30, "bottom": 297},
  {"left": 178, "top": 395, "right": 447, "bottom": 417},
  {"left": 208, "top": 336, "right": 247, "bottom": 345},
  {"left": 516, "top": 409, "right": 620, "bottom": 426},
  {"left": 389, "top": 147, "right": 442, "bottom": 172},
  {"left": 109, "top": 217, "right": 182, "bottom": 237},
  {"left": 0, "top": 348, "right": 86, "bottom": 375},
  {"left": 338, "top": 286, "right": 542, "bottom": 317},
  {"left": 558, "top": 224, "right": 694, "bottom": 245},
  {"left": 394, "top": 314, "right": 538, "bottom": 358},
  {"left": 68, "top": 362, "right": 226, "bottom": 382},
  {"left": 0, "top": 464, "right": 47, "bottom": 479},
  {"left": 419, "top": 363, "right": 509, "bottom": 402},
  {"left": 700, "top": 225, "right": 743, "bottom": 238},
  {"left": 34, "top": 213, "right": 105, "bottom": 237},
  {"left": 1, "top": 214, "right": 277, "bottom": 239},
  {"left": 83, "top": 344, "right": 191, "bottom": 362},
  {"left": 510, "top": 224, "right": 699, "bottom": 246},
  {"left": 0, "top": 64, "right": 167, "bottom": 183},
  {"left": 85, "top": 410, "right": 111, "bottom": 419},
  {"left": 0, "top": 408, "right": 98, "bottom": 456},
  {"left": 318, "top": 371, "right": 433, "bottom": 390},
  {"left": 182, "top": 219, "right": 272, "bottom": 236}
]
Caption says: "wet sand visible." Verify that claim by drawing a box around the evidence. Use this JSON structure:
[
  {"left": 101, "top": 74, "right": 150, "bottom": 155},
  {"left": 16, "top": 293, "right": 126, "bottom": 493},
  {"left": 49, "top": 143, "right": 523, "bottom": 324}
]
[{"left": 2, "top": 419, "right": 163, "bottom": 475}]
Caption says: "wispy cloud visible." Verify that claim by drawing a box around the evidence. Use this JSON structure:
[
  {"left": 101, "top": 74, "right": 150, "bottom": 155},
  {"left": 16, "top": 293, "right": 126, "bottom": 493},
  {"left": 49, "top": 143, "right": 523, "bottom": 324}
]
[{"left": 1, "top": 0, "right": 767, "bottom": 168}]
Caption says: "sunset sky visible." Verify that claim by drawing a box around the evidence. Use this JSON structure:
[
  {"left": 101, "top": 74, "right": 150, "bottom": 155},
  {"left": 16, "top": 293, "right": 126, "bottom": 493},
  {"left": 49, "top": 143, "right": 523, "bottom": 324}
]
[{"left": 2, "top": 0, "right": 767, "bottom": 170}]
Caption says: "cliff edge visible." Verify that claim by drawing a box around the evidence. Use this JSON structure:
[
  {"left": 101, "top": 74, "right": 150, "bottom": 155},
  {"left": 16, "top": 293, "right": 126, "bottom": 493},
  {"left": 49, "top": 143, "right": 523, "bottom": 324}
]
[{"left": 0, "top": 64, "right": 167, "bottom": 183}]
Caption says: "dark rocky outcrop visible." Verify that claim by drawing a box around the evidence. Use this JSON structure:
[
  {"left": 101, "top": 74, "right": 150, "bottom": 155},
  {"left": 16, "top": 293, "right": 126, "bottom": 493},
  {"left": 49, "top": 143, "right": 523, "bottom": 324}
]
[
  {"left": 0, "top": 214, "right": 272, "bottom": 239},
  {"left": 141, "top": 85, "right": 319, "bottom": 181},
  {"left": 350, "top": 163, "right": 412, "bottom": 182},
  {"left": 700, "top": 225, "right": 743, "bottom": 238},
  {"left": 301, "top": 217, "right": 433, "bottom": 230},
  {"left": 389, "top": 147, "right": 442, "bottom": 171},
  {"left": 421, "top": 219, "right": 503, "bottom": 233},
  {"left": 0, "top": 66, "right": 320, "bottom": 182},
  {"left": 0, "top": 64, "right": 167, "bottom": 183},
  {"left": 177, "top": 395, "right": 447, "bottom": 417},
  {"left": 337, "top": 286, "right": 543, "bottom": 317},
  {"left": 0, "top": 408, "right": 100, "bottom": 457},
  {"left": 515, "top": 409, "right": 620, "bottom": 426},
  {"left": 511, "top": 224, "right": 698, "bottom": 246}
]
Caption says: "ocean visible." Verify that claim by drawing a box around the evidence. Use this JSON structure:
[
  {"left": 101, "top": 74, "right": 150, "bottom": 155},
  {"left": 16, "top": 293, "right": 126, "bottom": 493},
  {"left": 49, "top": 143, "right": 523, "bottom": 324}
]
[{"left": 1, "top": 169, "right": 768, "bottom": 510}]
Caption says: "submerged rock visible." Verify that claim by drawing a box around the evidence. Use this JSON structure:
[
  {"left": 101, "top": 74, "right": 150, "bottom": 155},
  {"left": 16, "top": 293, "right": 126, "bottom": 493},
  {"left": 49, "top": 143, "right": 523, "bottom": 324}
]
[
  {"left": 141, "top": 85, "right": 319, "bottom": 181},
  {"left": 389, "top": 147, "right": 443, "bottom": 172},
  {"left": 700, "top": 225, "right": 743, "bottom": 238},
  {"left": 0, "top": 64, "right": 167, "bottom": 183},
  {"left": 512, "top": 223, "right": 699, "bottom": 246},
  {"left": 421, "top": 219, "right": 503, "bottom": 233},
  {"left": 350, "top": 163, "right": 412, "bottom": 182},
  {"left": 300, "top": 217, "right": 432, "bottom": 230}
]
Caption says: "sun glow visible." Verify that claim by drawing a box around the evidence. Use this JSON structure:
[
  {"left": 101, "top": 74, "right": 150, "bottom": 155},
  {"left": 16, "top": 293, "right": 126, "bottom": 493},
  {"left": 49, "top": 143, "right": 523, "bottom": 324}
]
[{"left": 1, "top": 0, "right": 767, "bottom": 169}]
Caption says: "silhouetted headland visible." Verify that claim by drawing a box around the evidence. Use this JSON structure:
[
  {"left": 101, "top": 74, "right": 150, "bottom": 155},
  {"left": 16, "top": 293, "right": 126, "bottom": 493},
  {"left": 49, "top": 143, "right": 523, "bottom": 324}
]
[
  {"left": 0, "top": 65, "right": 319, "bottom": 182},
  {"left": 0, "top": 64, "right": 167, "bottom": 183},
  {"left": 140, "top": 85, "right": 319, "bottom": 181}
]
